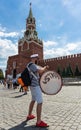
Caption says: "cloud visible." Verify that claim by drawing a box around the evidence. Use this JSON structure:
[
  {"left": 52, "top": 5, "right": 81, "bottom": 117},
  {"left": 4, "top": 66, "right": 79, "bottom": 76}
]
[
  {"left": 44, "top": 40, "right": 58, "bottom": 48},
  {"left": 0, "top": 25, "right": 19, "bottom": 37},
  {"left": 0, "top": 25, "right": 18, "bottom": 74},
  {"left": 0, "top": 38, "right": 17, "bottom": 58},
  {"left": 0, "top": 24, "right": 6, "bottom": 32},
  {"left": 0, "top": 31, "right": 19, "bottom": 37},
  {"left": 0, "top": 38, "right": 18, "bottom": 74},
  {"left": 62, "top": 0, "right": 81, "bottom": 20},
  {"left": 43, "top": 40, "right": 81, "bottom": 59},
  {"left": 65, "top": 43, "right": 78, "bottom": 51},
  {"left": 44, "top": 47, "right": 70, "bottom": 59},
  {"left": 0, "top": 40, "right": 18, "bottom": 76},
  {"left": 43, "top": 40, "right": 69, "bottom": 59}
]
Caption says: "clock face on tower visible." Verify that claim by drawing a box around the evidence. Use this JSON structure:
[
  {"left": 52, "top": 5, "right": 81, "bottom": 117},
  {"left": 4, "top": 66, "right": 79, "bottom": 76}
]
[{"left": 25, "top": 30, "right": 29, "bottom": 36}]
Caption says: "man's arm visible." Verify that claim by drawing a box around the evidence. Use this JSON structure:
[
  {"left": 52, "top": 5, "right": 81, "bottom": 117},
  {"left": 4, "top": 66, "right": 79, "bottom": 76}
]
[{"left": 38, "top": 65, "right": 49, "bottom": 74}]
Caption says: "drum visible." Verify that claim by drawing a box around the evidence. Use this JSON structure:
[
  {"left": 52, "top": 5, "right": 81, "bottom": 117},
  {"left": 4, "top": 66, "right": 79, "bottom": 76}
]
[{"left": 40, "top": 70, "right": 62, "bottom": 95}]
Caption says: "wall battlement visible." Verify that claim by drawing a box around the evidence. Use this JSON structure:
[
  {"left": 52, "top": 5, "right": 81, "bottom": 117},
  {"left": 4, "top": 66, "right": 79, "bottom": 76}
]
[
  {"left": 38, "top": 53, "right": 81, "bottom": 74},
  {"left": 42, "top": 53, "right": 81, "bottom": 63}
]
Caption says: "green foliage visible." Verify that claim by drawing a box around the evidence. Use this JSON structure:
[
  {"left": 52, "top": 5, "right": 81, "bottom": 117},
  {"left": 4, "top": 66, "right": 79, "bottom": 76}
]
[
  {"left": 74, "top": 65, "right": 80, "bottom": 76},
  {"left": 62, "top": 68, "right": 66, "bottom": 77},
  {"left": 57, "top": 64, "right": 81, "bottom": 78},
  {"left": 0, "top": 69, "right": 4, "bottom": 79},
  {"left": 58, "top": 64, "right": 74, "bottom": 78},
  {"left": 57, "top": 66, "right": 61, "bottom": 76},
  {"left": 65, "top": 64, "right": 73, "bottom": 77}
]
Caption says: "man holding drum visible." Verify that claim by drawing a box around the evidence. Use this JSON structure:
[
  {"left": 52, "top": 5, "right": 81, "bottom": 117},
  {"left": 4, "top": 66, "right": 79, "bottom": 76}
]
[{"left": 26, "top": 53, "right": 49, "bottom": 127}]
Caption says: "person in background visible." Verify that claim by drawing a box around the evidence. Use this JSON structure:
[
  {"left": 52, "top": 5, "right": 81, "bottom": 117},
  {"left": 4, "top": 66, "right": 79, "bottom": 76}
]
[
  {"left": 18, "top": 77, "right": 28, "bottom": 95},
  {"left": 26, "top": 54, "right": 49, "bottom": 127},
  {"left": 6, "top": 78, "right": 10, "bottom": 89}
]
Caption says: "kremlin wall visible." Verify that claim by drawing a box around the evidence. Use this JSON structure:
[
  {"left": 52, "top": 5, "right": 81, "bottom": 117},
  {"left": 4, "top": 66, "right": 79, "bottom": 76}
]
[{"left": 39, "top": 53, "right": 81, "bottom": 76}]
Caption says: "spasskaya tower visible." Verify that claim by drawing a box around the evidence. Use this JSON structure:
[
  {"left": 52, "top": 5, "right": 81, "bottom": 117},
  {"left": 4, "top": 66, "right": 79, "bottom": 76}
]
[{"left": 6, "top": 3, "right": 43, "bottom": 78}]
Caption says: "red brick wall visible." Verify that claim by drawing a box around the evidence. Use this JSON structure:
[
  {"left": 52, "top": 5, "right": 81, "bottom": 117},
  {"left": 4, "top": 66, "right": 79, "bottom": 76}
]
[
  {"left": 6, "top": 40, "right": 43, "bottom": 77},
  {"left": 29, "top": 42, "right": 43, "bottom": 60},
  {"left": 39, "top": 53, "right": 81, "bottom": 74},
  {"left": 6, "top": 37, "right": 81, "bottom": 78}
]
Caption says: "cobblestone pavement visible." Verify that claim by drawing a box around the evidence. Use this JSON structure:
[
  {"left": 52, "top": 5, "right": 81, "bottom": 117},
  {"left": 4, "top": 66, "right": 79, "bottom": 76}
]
[{"left": 0, "top": 84, "right": 81, "bottom": 130}]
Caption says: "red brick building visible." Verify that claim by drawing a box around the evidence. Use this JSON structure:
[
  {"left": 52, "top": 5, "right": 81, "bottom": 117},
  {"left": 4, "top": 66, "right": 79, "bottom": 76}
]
[{"left": 6, "top": 4, "right": 81, "bottom": 78}]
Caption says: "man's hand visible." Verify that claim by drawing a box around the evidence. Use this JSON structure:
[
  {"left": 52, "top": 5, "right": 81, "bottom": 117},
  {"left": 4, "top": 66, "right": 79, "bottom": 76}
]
[
  {"left": 38, "top": 65, "right": 49, "bottom": 74},
  {"left": 46, "top": 65, "right": 49, "bottom": 69},
  {"left": 44, "top": 65, "right": 49, "bottom": 71}
]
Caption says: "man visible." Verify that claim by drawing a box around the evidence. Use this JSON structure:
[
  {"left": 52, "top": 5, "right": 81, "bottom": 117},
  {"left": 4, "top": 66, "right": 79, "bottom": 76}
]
[{"left": 26, "top": 54, "right": 49, "bottom": 127}]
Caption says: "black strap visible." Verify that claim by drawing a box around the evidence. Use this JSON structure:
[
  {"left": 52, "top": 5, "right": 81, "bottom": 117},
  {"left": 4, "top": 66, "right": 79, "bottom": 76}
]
[{"left": 27, "top": 62, "right": 33, "bottom": 68}]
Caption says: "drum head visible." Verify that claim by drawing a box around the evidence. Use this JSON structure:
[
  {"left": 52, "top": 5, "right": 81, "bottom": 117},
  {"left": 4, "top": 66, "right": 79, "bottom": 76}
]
[{"left": 40, "top": 71, "right": 62, "bottom": 95}]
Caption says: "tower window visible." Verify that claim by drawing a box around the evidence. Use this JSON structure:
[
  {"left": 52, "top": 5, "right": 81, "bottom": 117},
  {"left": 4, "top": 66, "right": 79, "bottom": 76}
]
[{"left": 13, "top": 61, "right": 16, "bottom": 69}]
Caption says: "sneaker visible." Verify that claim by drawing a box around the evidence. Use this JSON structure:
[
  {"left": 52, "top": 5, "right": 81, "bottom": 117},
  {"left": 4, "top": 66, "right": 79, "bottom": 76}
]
[
  {"left": 36, "top": 121, "right": 49, "bottom": 127},
  {"left": 26, "top": 115, "right": 35, "bottom": 121}
]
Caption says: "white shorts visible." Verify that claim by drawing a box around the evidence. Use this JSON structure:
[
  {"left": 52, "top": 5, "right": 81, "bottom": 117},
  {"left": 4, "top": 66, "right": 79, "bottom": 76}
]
[{"left": 30, "top": 86, "right": 43, "bottom": 103}]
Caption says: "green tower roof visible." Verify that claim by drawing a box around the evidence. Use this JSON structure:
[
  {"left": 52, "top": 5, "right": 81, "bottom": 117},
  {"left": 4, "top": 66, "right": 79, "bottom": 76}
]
[{"left": 28, "top": 3, "right": 33, "bottom": 18}]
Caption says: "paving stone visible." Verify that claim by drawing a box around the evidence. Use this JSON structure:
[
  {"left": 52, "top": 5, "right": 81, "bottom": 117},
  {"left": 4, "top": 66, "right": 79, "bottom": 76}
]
[{"left": 0, "top": 84, "right": 81, "bottom": 130}]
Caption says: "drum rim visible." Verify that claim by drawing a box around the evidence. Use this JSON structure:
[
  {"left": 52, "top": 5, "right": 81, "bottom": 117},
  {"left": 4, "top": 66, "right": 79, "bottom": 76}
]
[{"left": 40, "top": 70, "right": 63, "bottom": 95}]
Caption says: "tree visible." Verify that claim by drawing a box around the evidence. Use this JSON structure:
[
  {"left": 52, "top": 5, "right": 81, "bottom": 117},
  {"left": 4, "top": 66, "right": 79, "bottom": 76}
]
[
  {"left": 62, "top": 68, "right": 66, "bottom": 77},
  {"left": 0, "top": 69, "right": 4, "bottom": 80},
  {"left": 57, "top": 66, "right": 61, "bottom": 76},
  {"left": 74, "top": 65, "right": 80, "bottom": 76},
  {"left": 66, "top": 64, "right": 73, "bottom": 77}
]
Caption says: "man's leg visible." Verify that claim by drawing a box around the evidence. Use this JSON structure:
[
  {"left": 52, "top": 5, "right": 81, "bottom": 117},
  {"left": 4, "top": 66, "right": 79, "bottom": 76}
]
[
  {"left": 28, "top": 100, "right": 35, "bottom": 115},
  {"left": 36, "top": 103, "right": 42, "bottom": 123},
  {"left": 26, "top": 100, "right": 35, "bottom": 120},
  {"left": 35, "top": 87, "right": 49, "bottom": 127},
  {"left": 36, "top": 102, "right": 49, "bottom": 127}
]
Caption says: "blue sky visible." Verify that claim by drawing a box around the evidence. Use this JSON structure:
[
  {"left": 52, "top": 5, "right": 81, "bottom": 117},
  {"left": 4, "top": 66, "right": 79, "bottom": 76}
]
[{"left": 0, "top": 0, "right": 81, "bottom": 75}]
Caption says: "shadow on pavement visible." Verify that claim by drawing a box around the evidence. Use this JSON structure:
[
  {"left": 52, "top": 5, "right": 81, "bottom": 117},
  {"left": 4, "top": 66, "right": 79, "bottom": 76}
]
[
  {"left": 8, "top": 120, "right": 49, "bottom": 130},
  {"left": 10, "top": 91, "right": 20, "bottom": 94},
  {"left": 14, "top": 94, "right": 26, "bottom": 98},
  {"left": 11, "top": 93, "right": 27, "bottom": 98}
]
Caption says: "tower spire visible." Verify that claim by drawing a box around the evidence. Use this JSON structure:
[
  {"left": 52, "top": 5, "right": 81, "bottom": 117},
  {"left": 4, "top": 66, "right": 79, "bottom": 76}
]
[
  {"left": 30, "top": 2, "right": 31, "bottom": 6},
  {"left": 28, "top": 2, "right": 33, "bottom": 18},
  {"left": 24, "top": 3, "right": 43, "bottom": 46}
]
